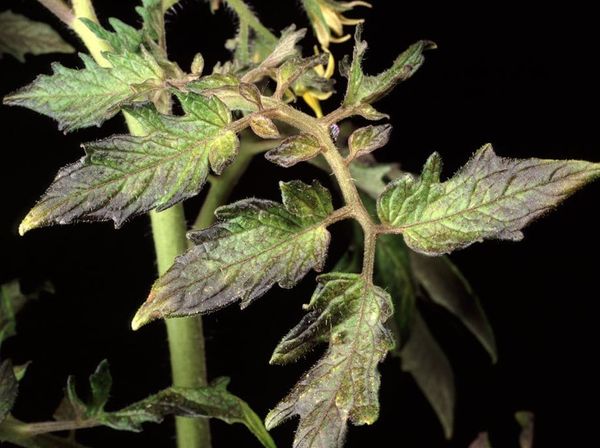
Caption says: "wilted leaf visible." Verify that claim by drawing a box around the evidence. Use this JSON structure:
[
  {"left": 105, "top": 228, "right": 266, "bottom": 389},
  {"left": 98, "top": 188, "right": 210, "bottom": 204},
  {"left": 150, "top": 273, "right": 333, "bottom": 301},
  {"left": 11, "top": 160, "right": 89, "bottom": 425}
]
[
  {"left": 378, "top": 144, "right": 600, "bottom": 255},
  {"left": 0, "top": 360, "right": 17, "bottom": 423},
  {"left": 253, "top": 26, "right": 306, "bottom": 73},
  {"left": 267, "top": 273, "right": 394, "bottom": 448},
  {"left": 3, "top": 18, "right": 165, "bottom": 132},
  {"left": 343, "top": 25, "right": 435, "bottom": 106},
  {"left": 19, "top": 93, "right": 238, "bottom": 234},
  {"left": 275, "top": 53, "right": 330, "bottom": 97},
  {"left": 410, "top": 253, "right": 497, "bottom": 361},
  {"left": 132, "top": 180, "right": 334, "bottom": 329},
  {"left": 265, "top": 134, "right": 322, "bottom": 167},
  {"left": 400, "top": 312, "right": 455, "bottom": 439},
  {"left": 0, "top": 10, "right": 74, "bottom": 62},
  {"left": 347, "top": 124, "right": 392, "bottom": 160}
]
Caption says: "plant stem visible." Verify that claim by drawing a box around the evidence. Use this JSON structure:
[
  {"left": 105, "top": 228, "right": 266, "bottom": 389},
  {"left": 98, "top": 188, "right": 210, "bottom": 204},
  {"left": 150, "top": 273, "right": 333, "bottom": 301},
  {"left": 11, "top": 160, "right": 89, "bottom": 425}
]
[
  {"left": 0, "top": 417, "right": 91, "bottom": 448},
  {"left": 37, "top": 0, "right": 74, "bottom": 26},
  {"left": 224, "top": 0, "right": 277, "bottom": 44},
  {"left": 192, "top": 135, "right": 278, "bottom": 231},
  {"left": 36, "top": 1, "right": 211, "bottom": 447}
]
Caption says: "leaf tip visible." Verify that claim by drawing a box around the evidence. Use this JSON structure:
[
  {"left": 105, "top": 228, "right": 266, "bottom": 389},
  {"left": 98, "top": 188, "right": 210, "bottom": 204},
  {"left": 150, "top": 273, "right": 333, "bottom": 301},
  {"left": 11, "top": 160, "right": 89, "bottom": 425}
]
[{"left": 131, "top": 300, "right": 160, "bottom": 331}]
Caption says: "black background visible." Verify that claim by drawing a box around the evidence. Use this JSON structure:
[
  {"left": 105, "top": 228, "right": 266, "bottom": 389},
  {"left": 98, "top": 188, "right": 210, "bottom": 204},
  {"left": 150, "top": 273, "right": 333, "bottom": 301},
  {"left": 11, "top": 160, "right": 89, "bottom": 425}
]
[{"left": 1, "top": 1, "right": 599, "bottom": 447}]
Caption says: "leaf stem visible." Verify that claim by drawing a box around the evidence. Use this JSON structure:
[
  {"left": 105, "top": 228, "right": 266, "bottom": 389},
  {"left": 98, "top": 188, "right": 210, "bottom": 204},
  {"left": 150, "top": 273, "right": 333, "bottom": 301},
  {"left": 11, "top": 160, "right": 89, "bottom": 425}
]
[
  {"left": 0, "top": 417, "right": 92, "bottom": 448},
  {"left": 37, "top": 0, "right": 74, "bottom": 26},
  {"left": 223, "top": 0, "right": 278, "bottom": 44},
  {"left": 70, "top": 0, "right": 112, "bottom": 66},
  {"left": 262, "top": 97, "right": 379, "bottom": 280}
]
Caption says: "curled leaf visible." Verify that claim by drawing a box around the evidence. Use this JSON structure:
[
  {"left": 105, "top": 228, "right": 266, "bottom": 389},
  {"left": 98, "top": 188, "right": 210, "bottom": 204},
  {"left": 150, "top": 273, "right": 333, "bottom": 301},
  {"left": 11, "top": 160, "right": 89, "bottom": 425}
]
[{"left": 265, "top": 134, "right": 322, "bottom": 167}]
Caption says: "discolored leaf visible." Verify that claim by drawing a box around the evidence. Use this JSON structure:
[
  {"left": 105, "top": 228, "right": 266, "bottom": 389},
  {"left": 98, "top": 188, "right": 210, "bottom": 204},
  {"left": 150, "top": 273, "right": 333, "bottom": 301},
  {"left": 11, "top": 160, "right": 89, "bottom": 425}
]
[
  {"left": 52, "top": 361, "right": 275, "bottom": 447},
  {"left": 104, "top": 378, "right": 275, "bottom": 447},
  {"left": 267, "top": 274, "right": 394, "bottom": 448},
  {"left": 18, "top": 93, "right": 238, "bottom": 234},
  {"left": 347, "top": 124, "right": 392, "bottom": 160},
  {"left": 3, "top": 20, "right": 165, "bottom": 132},
  {"left": 275, "top": 53, "right": 330, "bottom": 97},
  {"left": 343, "top": 25, "right": 435, "bottom": 106},
  {"left": 378, "top": 144, "right": 600, "bottom": 255},
  {"left": 410, "top": 253, "right": 497, "bottom": 361},
  {"left": 400, "top": 312, "right": 455, "bottom": 438},
  {"left": 250, "top": 114, "right": 280, "bottom": 139},
  {"left": 0, "top": 360, "right": 17, "bottom": 423},
  {"left": 469, "top": 432, "right": 492, "bottom": 448},
  {"left": 253, "top": 26, "right": 306, "bottom": 73},
  {"left": 265, "top": 134, "right": 322, "bottom": 167},
  {"left": 132, "top": 180, "right": 334, "bottom": 329},
  {"left": 0, "top": 11, "right": 74, "bottom": 62}
]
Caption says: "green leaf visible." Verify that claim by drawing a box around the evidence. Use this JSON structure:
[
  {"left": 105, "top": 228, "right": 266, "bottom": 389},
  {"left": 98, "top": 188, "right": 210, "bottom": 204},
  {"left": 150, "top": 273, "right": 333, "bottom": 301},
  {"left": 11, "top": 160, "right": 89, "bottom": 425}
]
[
  {"left": 0, "top": 11, "right": 74, "bottom": 62},
  {"left": 378, "top": 144, "right": 600, "bottom": 255},
  {"left": 349, "top": 160, "right": 396, "bottom": 199},
  {"left": 80, "top": 18, "right": 142, "bottom": 54},
  {"left": 0, "top": 360, "right": 17, "bottom": 423},
  {"left": 267, "top": 273, "right": 394, "bottom": 448},
  {"left": 375, "top": 234, "right": 416, "bottom": 345},
  {"left": 132, "top": 180, "right": 334, "bottom": 329},
  {"left": 18, "top": 93, "right": 238, "bottom": 234},
  {"left": 410, "top": 253, "right": 497, "bottom": 362},
  {"left": 400, "top": 312, "right": 455, "bottom": 439},
  {"left": 265, "top": 134, "right": 322, "bottom": 167},
  {"left": 52, "top": 362, "right": 275, "bottom": 448},
  {"left": 3, "top": 26, "right": 165, "bottom": 132},
  {"left": 343, "top": 25, "right": 435, "bottom": 106},
  {"left": 347, "top": 124, "right": 392, "bottom": 160},
  {"left": 1, "top": 279, "right": 51, "bottom": 346},
  {"left": 104, "top": 378, "right": 276, "bottom": 448}
]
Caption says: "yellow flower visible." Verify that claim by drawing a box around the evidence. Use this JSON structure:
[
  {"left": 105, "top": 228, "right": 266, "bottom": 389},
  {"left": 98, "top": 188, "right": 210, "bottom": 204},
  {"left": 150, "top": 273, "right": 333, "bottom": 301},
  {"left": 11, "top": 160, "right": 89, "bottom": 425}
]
[
  {"left": 293, "top": 48, "right": 335, "bottom": 118},
  {"left": 305, "top": 0, "right": 371, "bottom": 48}
]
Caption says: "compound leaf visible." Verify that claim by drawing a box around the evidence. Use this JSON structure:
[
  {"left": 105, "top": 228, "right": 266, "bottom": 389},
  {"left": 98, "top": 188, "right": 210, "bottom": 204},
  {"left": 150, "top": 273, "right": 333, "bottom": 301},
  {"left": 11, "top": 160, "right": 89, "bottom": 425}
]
[
  {"left": 378, "top": 144, "right": 600, "bottom": 255},
  {"left": 267, "top": 273, "right": 394, "bottom": 448},
  {"left": 18, "top": 93, "right": 237, "bottom": 234},
  {"left": 0, "top": 11, "right": 74, "bottom": 62},
  {"left": 132, "top": 180, "right": 334, "bottom": 329},
  {"left": 343, "top": 25, "right": 435, "bottom": 106}
]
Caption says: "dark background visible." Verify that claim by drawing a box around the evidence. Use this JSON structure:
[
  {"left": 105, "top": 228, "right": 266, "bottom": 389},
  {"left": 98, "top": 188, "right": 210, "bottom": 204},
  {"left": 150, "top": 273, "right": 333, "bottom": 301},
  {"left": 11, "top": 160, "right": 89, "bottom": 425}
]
[{"left": 1, "top": 0, "right": 598, "bottom": 447}]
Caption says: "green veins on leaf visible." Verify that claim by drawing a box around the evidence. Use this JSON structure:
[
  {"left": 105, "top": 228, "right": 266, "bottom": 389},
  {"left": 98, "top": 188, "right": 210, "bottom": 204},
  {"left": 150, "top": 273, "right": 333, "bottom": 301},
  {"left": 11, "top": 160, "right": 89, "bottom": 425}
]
[
  {"left": 18, "top": 93, "right": 238, "bottom": 234},
  {"left": 378, "top": 144, "right": 600, "bottom": 255},
  {"left": 132, "top": 180, "right": 336, "bottom": 329}
]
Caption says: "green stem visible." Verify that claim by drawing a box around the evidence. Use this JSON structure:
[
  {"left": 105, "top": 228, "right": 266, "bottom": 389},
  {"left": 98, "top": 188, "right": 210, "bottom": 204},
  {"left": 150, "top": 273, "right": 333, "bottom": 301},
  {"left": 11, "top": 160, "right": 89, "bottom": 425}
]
[
  {"left": 224, "top": 0, "right": 277, "bottom": 44},
  {"left": 0, "top": 417, "right": 91, "bottom": 448},
  {"left": 192, "top": 135, "right": 277, "bottom": 231},
  {"left": 37, "top": 1, "right": 211, "bottom": 447}
]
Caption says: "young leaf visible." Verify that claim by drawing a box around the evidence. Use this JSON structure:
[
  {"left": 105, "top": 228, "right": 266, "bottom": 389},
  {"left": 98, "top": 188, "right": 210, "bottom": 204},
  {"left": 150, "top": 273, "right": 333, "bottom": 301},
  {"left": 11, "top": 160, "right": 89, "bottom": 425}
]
[
  {"left": 18, "top": 93, "right": 238, "bottom": 234},
  {"left": 349, "top": 160, "right": 396, "bottom": 199},
  {"left": 410, "top": 253, "right": 497, "bottom": 362},
  {"left": 0, "top": 360, "right": 18, "bottom": 423},
  {"left": 132, "top": 180, "right": 334, "bottom": 329},
  {"left": 347, "top": 124, "right": 392, "bottom": 160},
  {"left": 0, "top": 11, "right": 74, "bottom": 62},
  {"left": 400, "top": 312, "right": 455, "bottom": 439},
  {"left": 343, "top": 25, "right": 435, "bottom": 106},
  {"left": 250, "top": 115, "right": 280, "bottom": 139},
  {"left": 3, "top": 18, "right": 165, "bottom": 132},
  {"left": 378, "top": 144, "right": 600, "bottom": 255},
  {"left": 267, "top": 273, "right": 394, "bottom": 448},
  {"left": 265, "top": 134, "right": 322, "bottom": 167}
]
